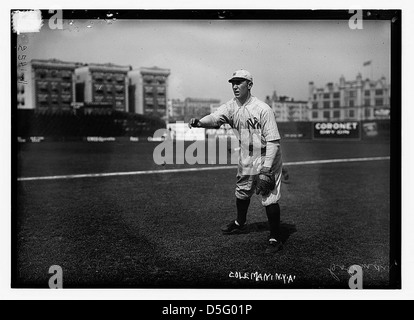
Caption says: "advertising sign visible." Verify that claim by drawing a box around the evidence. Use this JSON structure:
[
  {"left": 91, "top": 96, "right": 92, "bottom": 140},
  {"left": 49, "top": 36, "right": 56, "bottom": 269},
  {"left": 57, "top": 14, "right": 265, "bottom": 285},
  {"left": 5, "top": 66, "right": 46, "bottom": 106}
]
[
  {"left": 313, "top": 122, "right": 361, "bottom": 139},
  {"left": 167, "top": 122, "right": 205, "bottom": 141}
]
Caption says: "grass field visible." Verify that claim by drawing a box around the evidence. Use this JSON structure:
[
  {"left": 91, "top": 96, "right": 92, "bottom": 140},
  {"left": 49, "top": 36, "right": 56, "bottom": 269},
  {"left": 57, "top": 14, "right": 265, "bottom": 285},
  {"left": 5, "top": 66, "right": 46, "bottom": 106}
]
[{"left": 13, "top": 139, "right": 393, "bottom": 289}]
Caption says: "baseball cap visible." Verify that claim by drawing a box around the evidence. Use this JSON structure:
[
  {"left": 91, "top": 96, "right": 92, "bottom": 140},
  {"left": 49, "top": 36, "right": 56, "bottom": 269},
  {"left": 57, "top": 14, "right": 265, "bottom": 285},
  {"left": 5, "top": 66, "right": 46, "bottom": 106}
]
[{"left": 228, "top": 69, "right": 253, "bottom": 83}]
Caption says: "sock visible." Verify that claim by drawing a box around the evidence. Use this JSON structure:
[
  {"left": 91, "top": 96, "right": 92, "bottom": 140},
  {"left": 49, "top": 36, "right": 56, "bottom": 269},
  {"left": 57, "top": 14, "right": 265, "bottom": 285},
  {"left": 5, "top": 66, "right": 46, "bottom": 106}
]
[
  {"left": 236, "top": 198, "right": 250, "bottom": 226},
  {"left": 265, "top": 203, "right": 281, "bottom": 240}
]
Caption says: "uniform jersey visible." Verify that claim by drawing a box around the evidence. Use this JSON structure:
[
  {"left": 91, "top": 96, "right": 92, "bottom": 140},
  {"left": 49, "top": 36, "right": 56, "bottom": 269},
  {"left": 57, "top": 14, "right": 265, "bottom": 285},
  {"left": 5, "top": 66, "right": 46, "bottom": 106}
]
[
  {"left": 210, "top": 95, "right": 281, "bottom": 148},
  {"left": 210, "top": 95, "right": 283, "bottom": 205}
]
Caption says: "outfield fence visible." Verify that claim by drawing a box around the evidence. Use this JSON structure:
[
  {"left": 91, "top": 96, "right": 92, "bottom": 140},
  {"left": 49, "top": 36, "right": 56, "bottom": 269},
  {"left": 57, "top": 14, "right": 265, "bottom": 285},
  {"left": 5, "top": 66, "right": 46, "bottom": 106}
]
[{"left": 16, "top": 109, "right": 390, "bottom": 142}]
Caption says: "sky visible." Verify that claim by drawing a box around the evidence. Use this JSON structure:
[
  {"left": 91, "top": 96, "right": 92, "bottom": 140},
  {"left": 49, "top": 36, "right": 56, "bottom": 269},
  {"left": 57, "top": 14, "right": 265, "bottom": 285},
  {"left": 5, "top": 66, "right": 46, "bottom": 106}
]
[{"left": 22, "top": 16, "right": 391, "bottom": 104}]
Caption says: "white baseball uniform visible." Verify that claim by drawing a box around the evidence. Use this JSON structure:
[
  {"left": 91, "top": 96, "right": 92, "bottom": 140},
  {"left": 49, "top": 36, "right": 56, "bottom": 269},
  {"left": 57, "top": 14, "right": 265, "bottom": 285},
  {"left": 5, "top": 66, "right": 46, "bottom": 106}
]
[{"left": 209, "top": 95, "right": 283, "bottom": 206}]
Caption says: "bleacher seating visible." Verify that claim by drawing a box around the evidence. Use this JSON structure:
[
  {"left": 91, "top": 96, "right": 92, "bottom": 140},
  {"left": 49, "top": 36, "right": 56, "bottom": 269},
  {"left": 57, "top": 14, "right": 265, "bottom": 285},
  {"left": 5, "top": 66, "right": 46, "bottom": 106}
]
[{"left": 16, "top": 109, "right": 165, "bottom": 138}]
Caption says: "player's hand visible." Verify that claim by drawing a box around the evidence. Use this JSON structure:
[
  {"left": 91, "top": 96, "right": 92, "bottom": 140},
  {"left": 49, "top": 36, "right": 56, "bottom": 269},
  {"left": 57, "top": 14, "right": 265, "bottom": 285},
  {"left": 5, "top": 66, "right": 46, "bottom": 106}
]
[
  {"left": 282, "top": 167, "right": 289, "bottom": 181},
  {"left": 188, "top": 118, "right": 200, "bottom": 128},
  {"left": 255, "top": 166, "right": 275, "bottom": 196}
]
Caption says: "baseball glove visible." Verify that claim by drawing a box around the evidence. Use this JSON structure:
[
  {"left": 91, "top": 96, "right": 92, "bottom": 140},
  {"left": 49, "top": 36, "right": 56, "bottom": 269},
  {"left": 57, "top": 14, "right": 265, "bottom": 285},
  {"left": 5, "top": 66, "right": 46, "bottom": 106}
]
[{"left": 255, "top": 166, "right": 275, "bottom": 196}]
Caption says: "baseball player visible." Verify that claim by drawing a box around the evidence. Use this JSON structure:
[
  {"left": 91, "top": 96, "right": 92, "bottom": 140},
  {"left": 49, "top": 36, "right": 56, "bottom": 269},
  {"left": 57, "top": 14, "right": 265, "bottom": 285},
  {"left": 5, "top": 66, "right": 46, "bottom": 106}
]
[{"left": 189, "top": 69, "right": 284, "bottom": 253}]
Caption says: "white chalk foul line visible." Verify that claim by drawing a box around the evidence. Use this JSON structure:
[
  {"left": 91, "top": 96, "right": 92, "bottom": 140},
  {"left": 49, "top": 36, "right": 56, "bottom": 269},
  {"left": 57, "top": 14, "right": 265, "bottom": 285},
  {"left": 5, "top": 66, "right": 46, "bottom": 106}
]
[
  {"left": 283, "top": 156, "right": 390, "bottom": 166},
  {"left": 17, "top": 156, "right": 390, "bottom": 182}
]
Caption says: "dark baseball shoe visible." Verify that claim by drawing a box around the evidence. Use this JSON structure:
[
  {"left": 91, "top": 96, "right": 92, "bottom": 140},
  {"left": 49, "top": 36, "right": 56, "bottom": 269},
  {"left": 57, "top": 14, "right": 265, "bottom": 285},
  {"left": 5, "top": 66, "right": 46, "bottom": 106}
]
[
  {"left": 265, "top": 238, "right": 283, "bottom": 254},
  {"left": 221, "top": 220, "right": 248, "bottom": 235}
]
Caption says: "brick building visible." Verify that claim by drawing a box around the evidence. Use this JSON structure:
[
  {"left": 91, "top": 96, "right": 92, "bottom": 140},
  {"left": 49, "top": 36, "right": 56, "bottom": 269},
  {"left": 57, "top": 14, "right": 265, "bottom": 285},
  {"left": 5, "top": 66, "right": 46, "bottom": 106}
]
[
  {"left": 308, "top": 74, "right": 391, "bottom": 121},
  {"left": 75, "top": 63, "right": 132, "bottom": 112},
  {"left": 18, "top": 59, "right": 83, "bottom": 110},
  {"left": 265, "top": 91, "right": 309, "bottom": 122},
  {"left": 128, "top": 67, "right": 170, "bottom": 119},
  {"left": 167, "top": 99, "right": 186, "bottom": 121}
]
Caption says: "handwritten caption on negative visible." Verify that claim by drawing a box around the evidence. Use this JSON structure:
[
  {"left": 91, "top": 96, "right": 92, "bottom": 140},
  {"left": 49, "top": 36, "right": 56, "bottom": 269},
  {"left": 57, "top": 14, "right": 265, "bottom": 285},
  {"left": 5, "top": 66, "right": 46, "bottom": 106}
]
[
  {"left": 327, "top": 263, "right": 390, "bottom": 282},
  {"left": 229, "top": 271, "right": 296, "bottom": 284}
]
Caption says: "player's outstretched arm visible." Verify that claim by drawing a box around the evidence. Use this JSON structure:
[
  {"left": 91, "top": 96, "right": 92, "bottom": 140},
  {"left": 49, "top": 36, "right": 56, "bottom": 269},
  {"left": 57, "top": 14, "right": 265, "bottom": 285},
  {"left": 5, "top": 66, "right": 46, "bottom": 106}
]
[
  {"left": 263, "top": 140, "right": 280, "bottom": 167},
  {"left": 188, "top": 115, "right": 220, "bottom": 129}
]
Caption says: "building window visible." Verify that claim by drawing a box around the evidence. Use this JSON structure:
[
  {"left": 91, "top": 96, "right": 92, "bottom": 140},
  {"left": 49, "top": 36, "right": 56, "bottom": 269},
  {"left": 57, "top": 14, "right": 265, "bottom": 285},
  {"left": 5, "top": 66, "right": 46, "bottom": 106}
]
[
  {"left": 115, "top": 75, "right": 124, "bottom": 83},
  {"left": 37, "top": 94, "right": 48, "bottom": 103},
  {"left": 349, "top": 100, "right": 354, "bottom": 107},
  {"left": 93, "top": 73, "right": 104, "bottom": 82},
  {"left": 145, "top": 97, "right": 154, "bottom": 105},
  {"left": 365, "top": 90, "right": 371, "bottom": 96},
  {"left": 333, "top": 92, "right": 340, "bottom": 99},
  {"left": 61, "top": 94, "right": 71, "bottom": 102},
  {"left": 312, "top": 102, "right": 318, "bottom": 109},
  {"left": 37, "top": 69, "right": 48, "bottom": 79},
  {"left": 313, "top": 94, "right": 317, "bottom": 100},
  {"left": 50, "top": 70, "right": 59, "bottom": 78},
  {"left": 349, "top": 110, "right": 355, "bottom": 118},
  {"left": 61, "top": 71, "right": 71, "bottom": 80},
  {"left": 364, "top": 99, "right": 370, "bottom": 107},
  {"left": 349, "top": 91, "right": 356, "bottom": 98},
  {"left": 333, "top": 101, "right": 340, "bottom": 108},
  {"left": 38, "top": 81, "right": 49, "bottom": 92},
  {"left": 61, "top": 83, "right": 71, "bottom": 93},
  {"left": 157, "top": 86, "right": 166, "bottom": 94},
  {"left": 51, "top": 95, "right": 59, "bottom": 105},
  {"left": 365, "top": 108, "right": 371, "bottom": 118},
  {"left": 105, "top": 85, "right": 113, "bottom": 94},
  {"left": 323, "top": 101, "right": 330, "bottom": 109},
  {"left": 323, "top": 111, "right": 330, "bottom": 119},
  {"left": 155, "top": 76, "right": 166, "bottom": 84},
  {"left": 50, "top": 82, "right": 59, "bottom": 92},
  {"left": 375, "top": 98, "right": 383, "bottom": 106},
  {"left": 144, "top": 86, "right": 153, "bottom": 94},
  {"left": 94, "top": 84, "right": 104, "bottom": 94},
  {"left": 333, "top": 110, "right": 340, "bottom": 118},
  {"left": 115, "top": 85, "right": 124, "bottom": 94},
  {"left": 375, "top": 89, "right": 383, "bottom": 96},
  {"left": 143, "top": 76, "right": 154, "bottom": 84},
  {"left": 323, "top": 93, "right": 330, "bottom": 99}
]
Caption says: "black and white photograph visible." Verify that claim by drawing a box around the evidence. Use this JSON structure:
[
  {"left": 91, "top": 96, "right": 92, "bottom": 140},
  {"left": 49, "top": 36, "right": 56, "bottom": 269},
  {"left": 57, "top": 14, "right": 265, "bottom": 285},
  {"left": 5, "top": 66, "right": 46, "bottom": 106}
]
[{"left": 9, "top": 7, "right": 403, "bottom": 297}]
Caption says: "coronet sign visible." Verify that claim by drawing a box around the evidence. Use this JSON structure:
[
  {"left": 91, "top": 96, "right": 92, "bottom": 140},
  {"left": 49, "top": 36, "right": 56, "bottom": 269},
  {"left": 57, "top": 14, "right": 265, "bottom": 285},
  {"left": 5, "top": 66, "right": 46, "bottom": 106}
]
[{"left": 313, "top": 121, "right": 360, "bottom": 139}]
